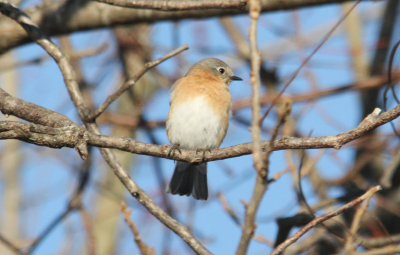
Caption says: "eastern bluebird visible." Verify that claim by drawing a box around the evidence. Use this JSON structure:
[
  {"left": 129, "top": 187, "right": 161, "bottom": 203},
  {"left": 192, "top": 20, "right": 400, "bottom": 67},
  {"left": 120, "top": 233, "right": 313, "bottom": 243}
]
[{"left": 166, "top": 58, "right": 242, "bottom": 200}]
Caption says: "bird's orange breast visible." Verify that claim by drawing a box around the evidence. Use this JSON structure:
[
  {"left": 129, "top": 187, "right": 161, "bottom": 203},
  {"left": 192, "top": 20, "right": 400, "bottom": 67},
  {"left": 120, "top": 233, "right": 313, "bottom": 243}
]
[
  {"left": 167, "top": 70, "right": 232, "bottom": 149},
  {"left": 170, "top": 70, "right": 232, "bottom": 118}
]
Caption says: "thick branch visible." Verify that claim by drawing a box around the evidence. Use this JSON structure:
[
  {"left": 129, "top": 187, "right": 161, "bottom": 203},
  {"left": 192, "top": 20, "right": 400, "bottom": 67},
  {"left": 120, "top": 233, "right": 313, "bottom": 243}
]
[
  {"left": 0, "top": 89, "right": 78, "bottom": 128},
  {"left": 2, "top": 94, "right": 400, "bottom": 164},
  {"left": 0, "top": 88, "right": 88, "bottom": 158},
  {"left": 0, "top": 0, "right": 376, "bottom": 54},
  {"left": 88, "top": 108, "right": 400, "bottom": 162}
]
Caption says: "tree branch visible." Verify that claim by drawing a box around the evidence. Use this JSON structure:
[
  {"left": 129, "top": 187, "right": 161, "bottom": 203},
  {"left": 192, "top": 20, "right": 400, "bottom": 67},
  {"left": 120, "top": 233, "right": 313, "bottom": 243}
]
[
  {"left": 2, "top": 95, "right": 399, "bottom": 164},
  {"left": 89, "top": 44, "right": 188, "bottom": 120},
  {"left": 236, "top": 1, "right": 267, "bottom": 254},
  {"left": 259, "top": 0, "right": 361, "bottom": 123},
  {"left": 271, "top": 185, "right": 382, "bottom": 255},
  {"left": 94, "top": 0, "right": 247, "bottom": 10},
  {"left": 0, "top": 88, "right": 88, "bottom": 159},
  {"left": 0, "top": 0, "right": 378, "bottom": 54},
  {"left": 232, "top": 70, "right": 400, "bottom": 112}
]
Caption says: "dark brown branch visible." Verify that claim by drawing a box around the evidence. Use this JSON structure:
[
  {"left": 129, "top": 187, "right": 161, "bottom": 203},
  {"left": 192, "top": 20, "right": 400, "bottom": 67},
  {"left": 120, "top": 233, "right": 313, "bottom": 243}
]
[
  {"left": 270, "top": 185, "right": 382, "bottom": 255},
  {"left": 0, "top": 0, "right": 378, "bottom": 54}
]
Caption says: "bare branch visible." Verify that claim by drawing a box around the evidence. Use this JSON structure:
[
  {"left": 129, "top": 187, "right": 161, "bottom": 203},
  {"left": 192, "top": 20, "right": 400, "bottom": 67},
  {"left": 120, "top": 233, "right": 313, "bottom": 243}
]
[
  {"left": 356, "top": 246, "right": 400, "bottom": 255},
  {"left": 259, "top": 0, "right": 361, "bottom": 123},
  {"left": 2, "top": 104, "right": 400, "bottom": 164},
  {"left": 89, "top": 44, "right": 189, "bottom": 120},
  {"left": 271, "top": 185, "right": 382, "bottom": 255},
  {"left": 0, "top": 2, "right": 89, "bottom": 118},
  {"left": 344, "top": 184, "right": 374, "bottom": 252},
  {"left": 94, "top": 0, "right": 247, "bottom": 10},
  {"left": 121, "top": 202, "right": 155, "bottom": 255},
  {"left": 0, "top": 120, "right": 84, "bottom": 149},
  {"left": 248, "top": 0, "right": 265, "bottom": 175},
  {"left": 357, "top": 233, "right": 400, "bottom": 248},
  {"left": 0, "top": 0, "right": 378, "bottom": 54},
  {"left": 0, "top": 233, "right": 24, "bottom": 255},
  {"left": 0, "top": 89, "right": 88, "bottom": 159},
  {"left": 98, "top": 141, "right": 212, "bottom": 255},
  {"left": 232, "top": 71, "right": 400, "bottom": 112},
  {"left": 0, "top": 89, "right": 78, "bottom": 129},
  {"left": 218, "top": 193, "right": 241, "bottom": 225}
]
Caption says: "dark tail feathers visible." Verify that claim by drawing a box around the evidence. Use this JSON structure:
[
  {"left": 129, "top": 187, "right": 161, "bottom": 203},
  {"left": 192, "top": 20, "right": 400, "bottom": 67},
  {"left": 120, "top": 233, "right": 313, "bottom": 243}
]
[{"left": 167, "top": 161, "right": 208, "bottom": 200}]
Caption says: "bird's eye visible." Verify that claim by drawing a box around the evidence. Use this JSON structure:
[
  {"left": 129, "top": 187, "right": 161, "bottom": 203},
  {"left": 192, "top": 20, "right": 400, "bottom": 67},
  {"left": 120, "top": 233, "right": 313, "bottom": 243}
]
[{"left": 218, "top": 67, "right": 225, "bottom": 74}]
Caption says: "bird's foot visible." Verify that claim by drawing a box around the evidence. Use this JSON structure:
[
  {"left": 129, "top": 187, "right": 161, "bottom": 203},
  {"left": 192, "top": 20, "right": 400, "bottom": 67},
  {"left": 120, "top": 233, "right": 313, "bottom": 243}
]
[
  {"left": 168, "top": 144, "right": 181, "bottom": 158},
  {"left": 196, "top": 148, "right": 211, "bottom": 162}
]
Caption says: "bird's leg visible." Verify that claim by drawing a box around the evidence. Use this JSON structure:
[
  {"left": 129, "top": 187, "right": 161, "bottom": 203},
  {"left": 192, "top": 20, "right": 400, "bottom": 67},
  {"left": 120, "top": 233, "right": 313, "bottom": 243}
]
[
  {"left": 196, "top": 148, "right": 211, "bottom": 163},
  {"left": 168, "top": 144, "right": 181, "bottom": 158}
]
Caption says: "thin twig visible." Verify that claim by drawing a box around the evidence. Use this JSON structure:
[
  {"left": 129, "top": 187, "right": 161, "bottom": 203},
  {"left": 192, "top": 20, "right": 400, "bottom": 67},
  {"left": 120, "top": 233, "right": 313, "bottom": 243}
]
[
  {"left": 383, "top": 39, "right": 400, "bottom": 136},
  {"left": 379, "top": 149, "right": 400, "bottom": 188},
  {"left": 27, "top": 208, "right": 73, "bottom": 253},
  {"left": 357, "top": 233, "right": 400, "bottom": 248},
  {"left": 271, "top": 185, "right": 382, "bottom": 255},
  {"left": 344, "top": 187, "right": 374, "bottom": 252},
  {"left": 355, "top": 246, "right": 400, "bottom": 255},
  {"left": 233, "top": 70, "right": 400, "bottom": 112},
  {"left": 79, "top": 209, "right": 96, "bottom": 255},
  {"left": 218, "top": 193, "right": 241, "bottom": 226},
  {"left": 121, "top": 202, "right": 155, "bottom": 255},
  {"left": 27, "top": 153, "right": 91, "bottom": 253},
  {"left": 259, "top": 0, "right": 362, "bottom": 124},
  {"left": 89, "top": 44, "right": 189, "bottom": 120},
  {"left": 0, "top": 233, "right": 25, "bottom": 255}
]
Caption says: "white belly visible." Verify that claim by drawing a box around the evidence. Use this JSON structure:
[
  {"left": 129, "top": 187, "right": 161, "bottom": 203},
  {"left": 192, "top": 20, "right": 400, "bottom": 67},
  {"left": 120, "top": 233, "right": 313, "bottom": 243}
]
[{"left": 167, "top": 96, "right": 226, "bottom": 150}]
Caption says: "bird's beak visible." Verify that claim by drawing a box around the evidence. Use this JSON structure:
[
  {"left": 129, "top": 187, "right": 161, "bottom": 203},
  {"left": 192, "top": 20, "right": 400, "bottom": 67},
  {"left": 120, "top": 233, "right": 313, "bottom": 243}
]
[{"left": 231, "top": 75, "right": 242, "bottom": 81}]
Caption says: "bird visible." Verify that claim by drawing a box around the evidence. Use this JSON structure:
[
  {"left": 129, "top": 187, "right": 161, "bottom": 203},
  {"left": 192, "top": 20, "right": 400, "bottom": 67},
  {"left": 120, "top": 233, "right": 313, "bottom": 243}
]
[{"left": 166, "top": 58, "right": 242, "bottom": 200}]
